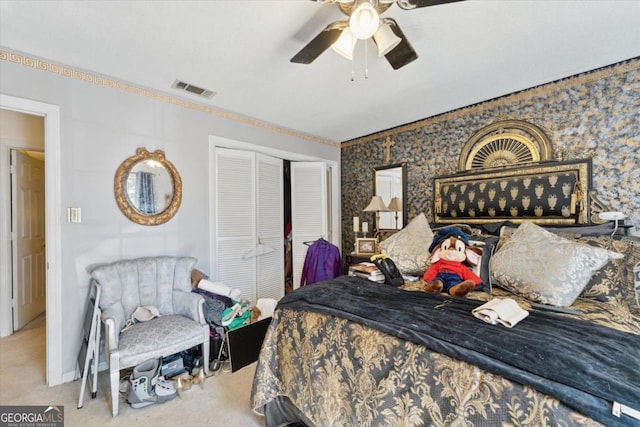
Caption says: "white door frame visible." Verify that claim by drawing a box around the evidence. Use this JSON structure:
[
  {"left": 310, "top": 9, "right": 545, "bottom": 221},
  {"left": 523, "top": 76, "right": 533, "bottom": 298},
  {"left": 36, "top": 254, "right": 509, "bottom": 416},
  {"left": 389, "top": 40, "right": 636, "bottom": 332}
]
[{"left": 0, "top": 94, "right": 63, "bottom": 386}]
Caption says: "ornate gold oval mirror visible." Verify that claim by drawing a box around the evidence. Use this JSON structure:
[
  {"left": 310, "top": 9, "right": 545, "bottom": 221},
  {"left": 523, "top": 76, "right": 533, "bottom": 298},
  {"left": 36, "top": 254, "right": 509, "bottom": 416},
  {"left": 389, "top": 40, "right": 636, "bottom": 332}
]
[{"left": 114, "top": 148, "right": 182, "bottom": 225}]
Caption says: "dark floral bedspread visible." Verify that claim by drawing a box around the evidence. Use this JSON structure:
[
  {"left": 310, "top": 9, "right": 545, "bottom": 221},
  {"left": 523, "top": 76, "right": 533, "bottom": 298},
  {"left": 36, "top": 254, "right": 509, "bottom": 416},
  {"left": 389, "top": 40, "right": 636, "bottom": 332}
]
[{"left": 251, "top": 281, "right": 639, "bottom": 427}]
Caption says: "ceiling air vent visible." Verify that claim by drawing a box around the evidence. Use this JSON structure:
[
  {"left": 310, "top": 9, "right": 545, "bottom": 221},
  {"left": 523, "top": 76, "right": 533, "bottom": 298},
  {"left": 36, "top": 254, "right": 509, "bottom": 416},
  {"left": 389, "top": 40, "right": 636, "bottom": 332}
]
[{"left": 171, "top": 79, "right": 216, "bottom": 99}]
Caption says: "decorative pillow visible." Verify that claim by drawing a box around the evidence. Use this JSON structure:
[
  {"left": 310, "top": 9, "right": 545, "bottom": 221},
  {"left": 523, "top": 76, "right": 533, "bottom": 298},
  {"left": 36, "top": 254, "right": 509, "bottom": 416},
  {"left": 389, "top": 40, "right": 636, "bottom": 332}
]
[
  {"left": 495, "top": 225, "right": 517, "bottom": 252},
  {"left": 468, "top": 235, "right": 499, "bottom": 292},
  {"left": 620, "top": 237, "right": 640, "bottom": 317},
  {"left": 497, "top": 228, "right": 632, "bottom": 306},
  {"left": 544, "top": 222, "right": 617, "bottom": 236},
  {"left": 489, "top": 221, "right": 624, "bottom": 307},
  {"left": 497, "top": 222, "right": 617, "bottom": 240},
  {"left": 576, "top": 236, "right": 630, "bottom": 305},
  {"left": 380, "top": 213, "right": 434, "bottom": 275}
]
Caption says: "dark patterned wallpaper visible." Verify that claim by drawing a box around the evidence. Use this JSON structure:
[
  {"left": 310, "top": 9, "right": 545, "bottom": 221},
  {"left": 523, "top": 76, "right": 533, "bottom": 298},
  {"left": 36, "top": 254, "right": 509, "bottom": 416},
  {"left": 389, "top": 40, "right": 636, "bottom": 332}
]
[{"left": 341, "top": 58, "right": 640, "bottom": 250}]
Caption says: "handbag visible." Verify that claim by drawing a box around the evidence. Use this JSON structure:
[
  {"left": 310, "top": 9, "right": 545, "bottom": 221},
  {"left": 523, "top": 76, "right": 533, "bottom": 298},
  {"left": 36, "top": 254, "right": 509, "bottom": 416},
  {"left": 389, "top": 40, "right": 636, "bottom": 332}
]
[{"left": 121, "top": 305, "right": 161, "bottom": 332}]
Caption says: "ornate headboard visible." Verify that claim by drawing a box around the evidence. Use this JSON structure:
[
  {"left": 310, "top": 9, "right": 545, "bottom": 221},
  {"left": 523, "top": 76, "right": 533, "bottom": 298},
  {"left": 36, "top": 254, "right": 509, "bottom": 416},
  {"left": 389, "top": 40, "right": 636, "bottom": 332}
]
[
  {"left": 458, "top": 120, "right": 554, "bottom": 171},
  {"left": 433, "top": 159, "right": 592, "bottom": 225},
  {"left": 432, "top": 120, "right": 598, "bottom": 225}
]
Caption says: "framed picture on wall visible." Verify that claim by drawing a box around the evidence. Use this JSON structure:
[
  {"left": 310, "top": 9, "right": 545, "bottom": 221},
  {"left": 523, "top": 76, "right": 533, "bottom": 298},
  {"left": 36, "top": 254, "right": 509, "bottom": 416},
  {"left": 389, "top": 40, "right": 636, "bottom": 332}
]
[{"left": 356, "top": 238, "right": 378, "bottom": 256}]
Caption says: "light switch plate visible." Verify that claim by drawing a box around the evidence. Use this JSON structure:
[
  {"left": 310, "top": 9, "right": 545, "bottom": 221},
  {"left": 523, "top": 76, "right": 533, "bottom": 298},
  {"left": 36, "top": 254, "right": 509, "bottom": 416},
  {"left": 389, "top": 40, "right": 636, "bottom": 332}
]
[{"left": 67, "top": 207, "right": 82, "bottom": 223}]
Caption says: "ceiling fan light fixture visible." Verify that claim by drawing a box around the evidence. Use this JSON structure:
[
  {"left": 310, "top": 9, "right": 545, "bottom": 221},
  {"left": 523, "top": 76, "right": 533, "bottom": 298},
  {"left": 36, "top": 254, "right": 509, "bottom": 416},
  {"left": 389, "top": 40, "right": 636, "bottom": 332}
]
[
  {"left": 331, "top": 28, "right": 357, "bottom": 60},
  {"left": 373, "top": 22, "right": 401, "bottom": 56},
  {"left": 349, "top": 2, "right": 380, "bottom": 40}
]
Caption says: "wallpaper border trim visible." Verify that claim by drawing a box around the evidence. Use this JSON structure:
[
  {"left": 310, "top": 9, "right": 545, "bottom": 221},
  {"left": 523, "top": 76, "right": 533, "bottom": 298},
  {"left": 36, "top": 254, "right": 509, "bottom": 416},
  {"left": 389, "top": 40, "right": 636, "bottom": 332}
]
[
  {"left": 341, "top": 57, "right": 640, "bottom": 148},
  {"left": 0, "top": 49, "right": 339, "bottom": 148}
]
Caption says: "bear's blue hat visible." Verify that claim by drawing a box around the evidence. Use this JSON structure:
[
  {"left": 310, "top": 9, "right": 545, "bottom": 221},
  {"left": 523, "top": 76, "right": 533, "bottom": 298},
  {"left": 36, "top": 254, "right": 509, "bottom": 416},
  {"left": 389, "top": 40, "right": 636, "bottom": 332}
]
[{"left": 428, "top": 227, "right": 470, "bottom": 253}]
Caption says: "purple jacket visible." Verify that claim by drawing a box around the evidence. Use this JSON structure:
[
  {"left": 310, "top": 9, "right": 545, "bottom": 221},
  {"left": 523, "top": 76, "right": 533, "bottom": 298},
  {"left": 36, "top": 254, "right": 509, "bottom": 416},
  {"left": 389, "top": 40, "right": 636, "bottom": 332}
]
[{"left": 300, "top": 239, "right": 342, "bottom": 286}]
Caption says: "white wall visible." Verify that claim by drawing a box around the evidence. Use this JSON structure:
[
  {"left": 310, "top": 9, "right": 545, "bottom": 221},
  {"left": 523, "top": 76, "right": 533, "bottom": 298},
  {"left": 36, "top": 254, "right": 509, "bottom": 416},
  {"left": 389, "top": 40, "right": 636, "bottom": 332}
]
[
  {"left": 0, "top": 55, "right": 340, "bottom": 381},
  {"left": 0, "top": 109, "right": 45, "bottom": 145}
]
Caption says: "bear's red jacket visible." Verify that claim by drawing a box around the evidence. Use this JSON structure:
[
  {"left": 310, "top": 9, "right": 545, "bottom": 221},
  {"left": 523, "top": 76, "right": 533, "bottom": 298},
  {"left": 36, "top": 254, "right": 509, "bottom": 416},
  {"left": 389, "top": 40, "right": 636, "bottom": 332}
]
[{"left": 423, "top": 259, "right": 482, "bottom": 284}]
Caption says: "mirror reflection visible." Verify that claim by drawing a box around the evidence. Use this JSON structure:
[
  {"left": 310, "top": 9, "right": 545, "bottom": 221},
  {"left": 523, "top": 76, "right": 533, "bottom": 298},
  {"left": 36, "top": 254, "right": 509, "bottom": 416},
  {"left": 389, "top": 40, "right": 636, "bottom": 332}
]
[
  {"left": 374, "top": 163, "right": 406, "bottom": 230},
  {"left": 126, "top": 159, "right": 173, "bottom": 215}
]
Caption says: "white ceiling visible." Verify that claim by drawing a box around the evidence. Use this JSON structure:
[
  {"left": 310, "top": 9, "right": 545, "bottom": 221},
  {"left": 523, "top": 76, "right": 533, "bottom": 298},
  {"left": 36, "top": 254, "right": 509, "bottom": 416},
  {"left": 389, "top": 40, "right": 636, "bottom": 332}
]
[{"left": 1, "top": 0, "right": 639, "bottom": 143}]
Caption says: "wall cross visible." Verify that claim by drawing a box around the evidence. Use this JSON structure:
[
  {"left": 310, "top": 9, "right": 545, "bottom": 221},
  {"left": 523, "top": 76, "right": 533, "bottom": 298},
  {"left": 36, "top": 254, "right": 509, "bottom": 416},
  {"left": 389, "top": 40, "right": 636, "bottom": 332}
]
[{"left": 384, "top": 136, "right": 394, "bottom": 163}]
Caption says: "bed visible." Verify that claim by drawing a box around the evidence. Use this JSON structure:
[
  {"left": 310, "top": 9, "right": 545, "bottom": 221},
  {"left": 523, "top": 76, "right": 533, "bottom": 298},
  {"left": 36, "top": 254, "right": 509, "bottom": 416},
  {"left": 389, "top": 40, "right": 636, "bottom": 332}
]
[{"left": 250, "top": 129, "right": 640, "bottom": 426}]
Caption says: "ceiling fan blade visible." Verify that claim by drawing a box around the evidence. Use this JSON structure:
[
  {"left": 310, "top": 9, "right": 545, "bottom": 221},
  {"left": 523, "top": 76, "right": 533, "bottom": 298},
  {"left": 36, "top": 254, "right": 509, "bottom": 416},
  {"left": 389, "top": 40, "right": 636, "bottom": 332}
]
[
  {"left": 383, "top": 19, "right": 418, "bottom": 70},
  {"left": 291, "top": 21, "right": 346, "bottom": 64},
  {"left": 397, "top": 0, "right": 464, "bottom": 10}
]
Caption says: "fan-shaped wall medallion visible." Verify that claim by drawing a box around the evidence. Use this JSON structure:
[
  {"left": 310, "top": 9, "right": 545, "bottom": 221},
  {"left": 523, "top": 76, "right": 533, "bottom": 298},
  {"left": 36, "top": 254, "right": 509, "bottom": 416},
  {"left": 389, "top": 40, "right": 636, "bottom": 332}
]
[{"left": 459, "top": 120, "right": 553, "bottom": 171}]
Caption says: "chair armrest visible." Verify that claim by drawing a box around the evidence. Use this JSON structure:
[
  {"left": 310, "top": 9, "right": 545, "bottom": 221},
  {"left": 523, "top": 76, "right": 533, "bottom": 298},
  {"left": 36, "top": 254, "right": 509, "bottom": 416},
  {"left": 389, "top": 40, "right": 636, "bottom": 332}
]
[
  {"left": 173, "top": 290, "right": 206, "bottom": 325},
  {"left": 101, "top": 306, "right": 125, "bottom": 350}
]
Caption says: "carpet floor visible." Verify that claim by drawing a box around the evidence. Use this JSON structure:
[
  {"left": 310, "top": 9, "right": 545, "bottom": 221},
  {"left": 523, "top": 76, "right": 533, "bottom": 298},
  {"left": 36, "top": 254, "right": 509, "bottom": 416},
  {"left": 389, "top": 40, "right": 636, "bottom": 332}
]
[{"left": 0, "top": 313, "right": 265, "bottom": 426}]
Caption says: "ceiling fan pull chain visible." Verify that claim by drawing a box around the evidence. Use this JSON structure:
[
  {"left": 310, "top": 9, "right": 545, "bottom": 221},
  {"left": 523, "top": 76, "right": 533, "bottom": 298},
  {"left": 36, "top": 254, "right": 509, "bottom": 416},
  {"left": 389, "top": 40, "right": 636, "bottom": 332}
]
[
  {"left": 351, "top": 55, "right": 355, "bottom": 82},
  {"left": 364, "top": 39, "right": 369, "bottom": 79}
]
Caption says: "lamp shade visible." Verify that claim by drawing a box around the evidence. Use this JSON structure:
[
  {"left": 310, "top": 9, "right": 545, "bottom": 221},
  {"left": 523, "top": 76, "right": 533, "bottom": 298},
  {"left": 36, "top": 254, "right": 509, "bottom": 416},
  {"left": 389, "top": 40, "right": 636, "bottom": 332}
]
[
  {"left": 364, "top": 195, "right": 390, "bottom": 212},
  {"left": 331, "top": 28, "right": 356, "bottom": 60},
  {"left": 349, "top": 2, "right": 380, "bottom": 40},
  {"left": 387, "top": 196, "right": 402, "bottom": 212},
  {"left": 373, "top": 22, "right": 401, "bottom": 56}
]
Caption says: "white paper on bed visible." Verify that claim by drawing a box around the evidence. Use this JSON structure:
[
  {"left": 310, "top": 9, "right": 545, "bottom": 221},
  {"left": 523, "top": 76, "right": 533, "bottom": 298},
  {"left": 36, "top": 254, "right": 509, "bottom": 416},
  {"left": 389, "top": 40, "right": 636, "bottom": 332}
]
[
  {"left": 198, "top": 278, "right": 241, "bottom": 300},
  {"left": 472, "top": 298, "right": 529, "bottom": 328}
]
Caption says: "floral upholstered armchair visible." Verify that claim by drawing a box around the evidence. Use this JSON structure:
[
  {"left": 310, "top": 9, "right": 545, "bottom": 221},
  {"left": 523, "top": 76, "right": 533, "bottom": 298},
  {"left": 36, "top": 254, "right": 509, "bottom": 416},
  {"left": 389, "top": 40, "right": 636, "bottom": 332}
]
[{"left": 90, "top": 256, "right": 210, "bottom": 416}]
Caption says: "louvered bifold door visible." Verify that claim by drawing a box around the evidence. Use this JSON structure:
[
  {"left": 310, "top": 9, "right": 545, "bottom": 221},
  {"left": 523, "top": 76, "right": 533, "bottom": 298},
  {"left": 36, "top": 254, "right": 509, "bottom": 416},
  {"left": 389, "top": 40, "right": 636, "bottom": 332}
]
[
  {"left": 256, "top": 154, "right": 284, "bottom": 300},
  {"left": 291, "top": 162, "right": 329, "bottom": 289},
  {"left": 215, "top": 148, "right": 257, "bottom": 301}
]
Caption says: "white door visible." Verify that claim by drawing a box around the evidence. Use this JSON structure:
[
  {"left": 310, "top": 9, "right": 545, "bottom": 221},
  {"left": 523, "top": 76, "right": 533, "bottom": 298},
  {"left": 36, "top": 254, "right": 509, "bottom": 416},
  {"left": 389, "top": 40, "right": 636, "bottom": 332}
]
[
  {"left": 215, "top": 148, "right": 257, "bottom": 301},
  {"left": 11, "top": 150, "right": 46, "bottom": 330},
  {"left": 214, "top": 148, "right": 284, "bottom": 302},
  {"left": 291, "top": 162, "right": 329, "bottom": 289},
  {"left": 256, "top": 154, "right": 284, "bottom": 300}
]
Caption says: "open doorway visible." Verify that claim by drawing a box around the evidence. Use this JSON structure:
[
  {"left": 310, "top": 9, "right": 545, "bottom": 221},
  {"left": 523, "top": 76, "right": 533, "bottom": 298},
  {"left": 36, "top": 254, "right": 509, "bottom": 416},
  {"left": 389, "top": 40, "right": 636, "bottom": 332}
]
[
  {"left": 283, "top": 160, "right": 292, "bottom": 293},
  {"left": 0, "top": 111, "right": 46, "bottom": 380},
  {"left": 0, "top": 95, "right": 63, "bottom": 386}
]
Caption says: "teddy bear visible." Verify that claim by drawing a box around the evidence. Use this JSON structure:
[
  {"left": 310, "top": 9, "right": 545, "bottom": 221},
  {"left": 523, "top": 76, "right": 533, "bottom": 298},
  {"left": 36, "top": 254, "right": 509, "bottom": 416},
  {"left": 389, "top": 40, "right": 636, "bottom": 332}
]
[{"left": 422, "top": 227, "right": 483, "bottom": 297}]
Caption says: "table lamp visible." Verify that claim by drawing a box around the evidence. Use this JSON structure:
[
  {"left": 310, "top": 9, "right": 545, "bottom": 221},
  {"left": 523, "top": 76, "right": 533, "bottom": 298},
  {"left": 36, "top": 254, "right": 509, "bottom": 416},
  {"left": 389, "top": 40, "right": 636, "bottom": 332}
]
[
  {"left": 364, "top": 195, "right": 390, "bottom": 233},
  {"left": 386, "top": 196, "right": 402, "bottom": 229}
]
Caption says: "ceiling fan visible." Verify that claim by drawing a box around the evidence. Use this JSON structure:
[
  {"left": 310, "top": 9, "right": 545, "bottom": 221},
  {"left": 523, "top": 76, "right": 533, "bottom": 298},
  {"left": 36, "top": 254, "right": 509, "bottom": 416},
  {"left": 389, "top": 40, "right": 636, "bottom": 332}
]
[{"left": 291, "top": 0, "right": 464, "bottom": 70}]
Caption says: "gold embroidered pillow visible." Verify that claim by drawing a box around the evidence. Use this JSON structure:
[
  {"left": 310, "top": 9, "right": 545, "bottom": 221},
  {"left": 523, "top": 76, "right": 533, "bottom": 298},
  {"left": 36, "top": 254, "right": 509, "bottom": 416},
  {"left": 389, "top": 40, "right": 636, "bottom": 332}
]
[
  {"left": 621, "top": 238, "right": 640, "bottom": 317},
  {"left": 576, "top": 236, "right": 630, "bottom": 305},
  {"left": 490, "top": 221, "right": 624, "bottom": 307},
  {"left": 380, "top": 213, "right": 434, "bottom": 276}
]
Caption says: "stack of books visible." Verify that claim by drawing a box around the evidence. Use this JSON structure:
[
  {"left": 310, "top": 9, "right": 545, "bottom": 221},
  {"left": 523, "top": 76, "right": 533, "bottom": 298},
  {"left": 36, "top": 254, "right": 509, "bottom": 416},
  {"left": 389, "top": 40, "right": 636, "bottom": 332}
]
[{"left": 348, "top": 262, "right": 385, "bottom": 283}]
